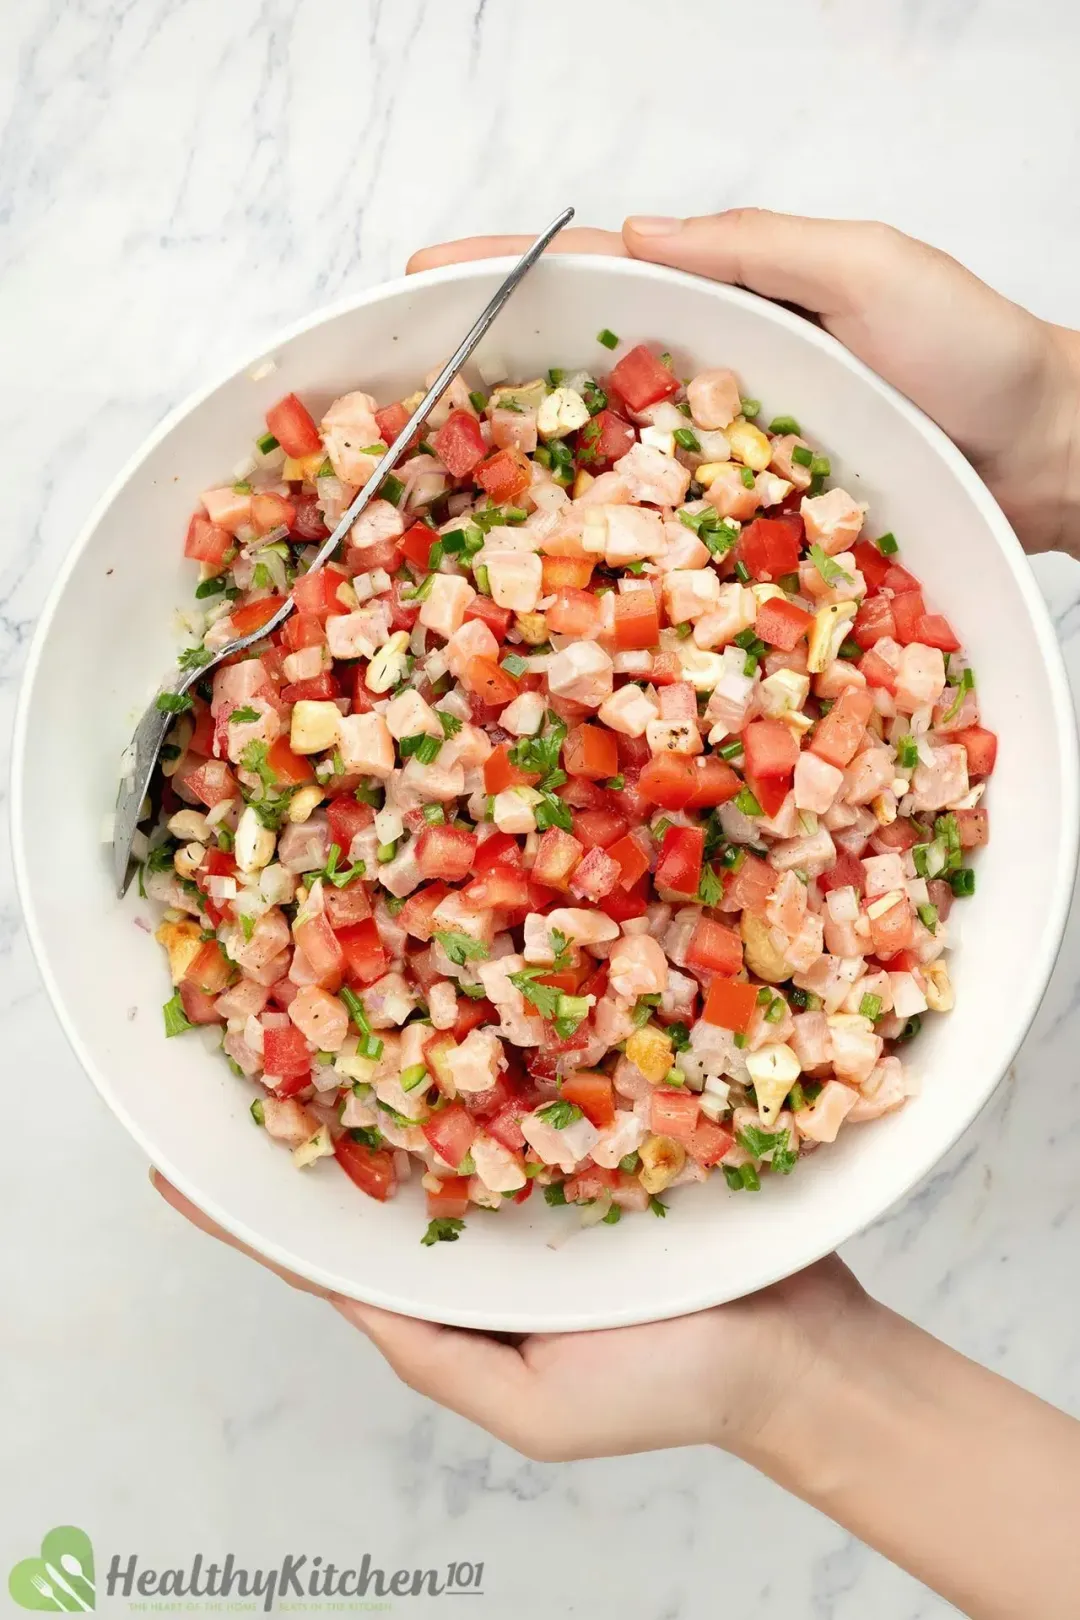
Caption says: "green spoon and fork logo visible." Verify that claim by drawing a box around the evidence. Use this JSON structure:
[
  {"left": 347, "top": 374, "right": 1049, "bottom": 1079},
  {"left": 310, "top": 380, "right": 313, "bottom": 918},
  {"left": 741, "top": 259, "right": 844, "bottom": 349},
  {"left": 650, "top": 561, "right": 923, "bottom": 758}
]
[{"left": 8, "top": 1527, "right": 95, "bottom": 1611}]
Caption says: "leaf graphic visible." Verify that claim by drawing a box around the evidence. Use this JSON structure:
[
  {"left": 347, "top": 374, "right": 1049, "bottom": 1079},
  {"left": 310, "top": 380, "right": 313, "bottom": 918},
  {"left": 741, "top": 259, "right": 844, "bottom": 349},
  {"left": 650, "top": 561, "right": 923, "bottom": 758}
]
[{"left": 9, "top": 1560, "right": 59, "bottom": 1611}]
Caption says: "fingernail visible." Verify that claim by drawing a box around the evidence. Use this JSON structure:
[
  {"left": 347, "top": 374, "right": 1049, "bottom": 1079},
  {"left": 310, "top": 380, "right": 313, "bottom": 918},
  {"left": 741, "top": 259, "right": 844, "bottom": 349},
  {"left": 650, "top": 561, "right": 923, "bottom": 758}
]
[{"left": 626, "top": 216, "right": 682, "bottom": 236}]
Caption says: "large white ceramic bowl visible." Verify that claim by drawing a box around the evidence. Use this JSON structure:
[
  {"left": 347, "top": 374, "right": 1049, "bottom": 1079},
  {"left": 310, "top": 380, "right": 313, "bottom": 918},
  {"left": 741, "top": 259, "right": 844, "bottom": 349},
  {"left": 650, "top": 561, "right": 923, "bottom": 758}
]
[{"left": 13, "top": 256, "right": 1079, "bottom": 1331}]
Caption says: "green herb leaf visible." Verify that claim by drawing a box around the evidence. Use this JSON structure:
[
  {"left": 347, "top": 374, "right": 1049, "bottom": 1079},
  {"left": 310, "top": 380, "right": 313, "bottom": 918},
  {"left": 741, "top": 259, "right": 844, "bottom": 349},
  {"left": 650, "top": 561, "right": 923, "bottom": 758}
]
[
  {"left": 229, "top": 705, "right": 261, "bottom": 725},
  {"left": 543, "top": 1181, "right": 568, "bottom": 1207},
  {"left": 156, "top": 691, "right": 193, "bottom": 715},
  {"left": 437, "top": 710, "right": 463, "bottom": 739},
  {"left": 808, "top": 544, "right": 853, "bottom": 587},
  {"left": 421, "top": 1217, "right": 465, "bottom": 1247},
  {"left": 649, "top": 1195, "right": 668, "bottom": 1218},
  {"left": 434, "top": 931, "right": 491, "bottom": 968},
  {"left": 163, "top": 993, "right": 194, "bottom": 1037},
  {"left": 535, "top": 1100, "right": 584, "bottom": 1130}
]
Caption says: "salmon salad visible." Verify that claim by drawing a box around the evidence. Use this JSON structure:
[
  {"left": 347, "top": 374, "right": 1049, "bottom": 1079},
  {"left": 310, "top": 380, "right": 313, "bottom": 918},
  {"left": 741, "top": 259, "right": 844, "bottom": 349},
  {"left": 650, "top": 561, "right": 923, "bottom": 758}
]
[{"left": 141, "top": 335, "right": 995, "bottom": 1244}]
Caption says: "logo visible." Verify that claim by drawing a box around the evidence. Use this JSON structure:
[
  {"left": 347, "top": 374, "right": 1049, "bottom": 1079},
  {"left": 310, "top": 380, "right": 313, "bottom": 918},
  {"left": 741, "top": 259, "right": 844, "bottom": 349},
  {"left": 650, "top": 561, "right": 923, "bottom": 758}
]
[{"left": 9, "top": 1527, "right": 96, "bottom": 1612}]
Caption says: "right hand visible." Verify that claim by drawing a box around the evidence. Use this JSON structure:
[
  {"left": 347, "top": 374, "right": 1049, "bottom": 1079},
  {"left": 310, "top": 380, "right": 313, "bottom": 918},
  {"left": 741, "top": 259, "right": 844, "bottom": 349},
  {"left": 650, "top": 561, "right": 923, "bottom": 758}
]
[{"left": 409, "top": 210, "right": 1080, "bottom": 557}]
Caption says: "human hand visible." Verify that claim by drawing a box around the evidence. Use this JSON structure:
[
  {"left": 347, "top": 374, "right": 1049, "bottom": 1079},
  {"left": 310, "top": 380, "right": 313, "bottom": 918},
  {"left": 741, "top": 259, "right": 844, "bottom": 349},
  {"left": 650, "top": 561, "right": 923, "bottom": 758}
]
[
  {"left": 151, "top": 1170, "right": 869, "bottom": 1462},
  {"left": 409, "top": 211, "right": 1080, "bottom": 557}
]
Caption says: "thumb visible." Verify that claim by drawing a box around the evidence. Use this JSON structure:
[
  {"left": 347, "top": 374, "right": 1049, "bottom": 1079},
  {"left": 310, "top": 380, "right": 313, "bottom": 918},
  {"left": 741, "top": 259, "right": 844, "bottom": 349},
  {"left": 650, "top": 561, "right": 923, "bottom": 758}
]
[{"left": 621, "top": 208, "right": 924, "bottom": 321}]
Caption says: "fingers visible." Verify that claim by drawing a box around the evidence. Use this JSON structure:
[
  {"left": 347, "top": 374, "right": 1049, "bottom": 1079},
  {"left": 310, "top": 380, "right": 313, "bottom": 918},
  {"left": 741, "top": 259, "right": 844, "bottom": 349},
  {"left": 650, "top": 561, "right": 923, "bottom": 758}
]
[
  {"left": 333, "top": 1296, "right": 547, "bottom": 1450},
  {"left": 150, "top": 1169, "right": 330, "bottom": 1298},
  {"left": 622, "top": 209, "right": 926, "bottom": 318},
  {"left": 407, "top": 227, "right": 626, "bottom": 275}
]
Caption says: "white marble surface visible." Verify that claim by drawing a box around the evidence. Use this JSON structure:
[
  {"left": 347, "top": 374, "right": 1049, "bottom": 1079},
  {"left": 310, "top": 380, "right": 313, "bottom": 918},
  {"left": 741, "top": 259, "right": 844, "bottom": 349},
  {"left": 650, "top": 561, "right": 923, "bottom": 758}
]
[{"left": 3, "top": 2, "right": 1080, "bottom": 1615}]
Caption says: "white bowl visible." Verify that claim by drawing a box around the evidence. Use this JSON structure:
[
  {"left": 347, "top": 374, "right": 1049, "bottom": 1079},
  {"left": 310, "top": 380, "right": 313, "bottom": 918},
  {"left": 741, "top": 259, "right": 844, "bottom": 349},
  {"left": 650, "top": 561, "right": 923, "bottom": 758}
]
[{"left": 13, "top": 256, "right": 1079, "bottom": 1331}]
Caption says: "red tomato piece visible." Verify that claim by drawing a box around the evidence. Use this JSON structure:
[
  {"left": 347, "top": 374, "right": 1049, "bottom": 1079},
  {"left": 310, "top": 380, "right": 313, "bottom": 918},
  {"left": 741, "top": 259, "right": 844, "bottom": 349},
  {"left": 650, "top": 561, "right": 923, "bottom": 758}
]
[
  {"left": 475, "top": 447, "right": 531, "bottom": 503},
  {"left": 399, "top": 883, "right": 449, "bottom": 942},
  {"left": 462, "top": 595, "right": 513, "bottom": 638},
  {"left": 810, "top": 686, "right": 875, "bottom": 769},
  {"left": 568, "top": 845, "right": 620, "bottom": 902},
  {"left": 743, "top": 719, "right": 800, "bottom": 780},
  {"left": 755, "top": 596, "right": 813, "bottom": 651},
  {"left": 261, "top": 737, "right": 311, "bottom": 787},
  {"left": 281, "top": 611, "right": 325, "bottom": 653},
  {"left": 178, "top": 981, "right": 224, "bottom": 1026},
  {"left": 291, "top": 566, "right": 349, "bottom": 621},
  {"left": 263, "top": 1024, "right": 312, "bottom": 1078},
  {"left": 883, "top": 563, "right": 922, "bottom": 594},
  {"left": 738, "top": 517, "right": 803, "bottom": 582},
  {"left": 187, "top": 700, "right": 215, "bottom": 757},
  {"left": 546, "top": 587, "right": 603, "bottom": 638},
  {"left": 560, "top": 1073, "right": 616, "bottom": 1129},
  {"left": 463, "top": 656, "right": 520, "bottom": 707},
  {"left": 182, "top": 759, "right": 239, "bottom": 809},
  {"left": 426, "top": 1176, "right": 471, "bottom": 1220},
  {"left": 432, "top": 409, "right": 486, "bottom": 478},
  {"left": 486, "top": 1102, "right": 529, "bottom": 1153},
  {"left": 182, "top": 940, "right": 232, "bottom": 996},
  {"left": 953, "top": 725, "right": 998, "bottom": 776},
  {"left": 333, "top": 1133, "right": 397, "bottom": 1202},
  {"left": 850, "top": 540, "right": 892, "bottom": 593},
  {"left": 461, "top": 863, "right": 531, "bottom": 910},
  {"left": 723, "top": 852, "right": 776, "bottom": 914},
  {"left": 702, "top": 976, "right": 757, "bottom": 1033},
  {"left": 374, "top": 401, "right": 411, "bottom": 445},
  {"left": 542, "top": 555, "right": 595, "bottom": 591},
  {"left": 872, "top": 818, "right": 920, "bottom": 853},
  {"left": 686, "top": 917, "right": 743, "bottom": 976},
  {"left": 859, "top": 647, "right": 899, "bottom": 692},
  {"left": 639, "top": 753, "right": 741, "bottom": 811},
  {"left": 564, "top": 723, "right": 619, "bottom": 781},
  {"left": 473, "top": 832, "right": 523, "bottom": 872},
  {"left": 251, "top": 491, "right": 296, "bottom": 536},
  {"left": 483, "top": 742, "right": 540, "bottom": 796},
  {"left": 689, "top": 1118, "right": 735, "bottom": 1168},
  {"left": 451, "top": 997, "right": 497, "bottom": 1044},
  {"left": 655, "top": 825, "right": 705, "bottom": 896},
  {"left": 609, "top": 345, "right": 679, "bottom": 412},
  {"left": 422, "top": 1103, "right": 478, "bottom": 1171},
  {"left": 294, "top": 911, "right": 345, "bottom": 986},
  {"left": 325, "top": 796, "right": 373, "bottom": 854},
  {"left": 291, "top": 493, "right": 329, "bottom": 542},
  {"left": 614, "top": 591, "right": 660, "bottom": 650},
  {"left": 265, "top": 393, "right": 322, "bottom": 458},
  {"left": 890, "top": 590, "right": 927, "bottom": 645},
  {"left": 606, "top": 832, "right": 651, "bottom": 889},
  {"left": 335, "top": 919, "right": 388, "bottom": 986},
  {"left": 956, "top": 807, "right": 990, "bottom": 847},
  {"left": 184, "top": 513, "right": 233, "bottom": 571},
  {"left": 599, "top": 877, "right": 650, "bottom": 921},
  {"left": 281, "top": 672, "right": 340, "bottom": 704},
  {"left": 323, "top": 881, "right": 372, "bottom": 929},
  {"left": 853, "top": 596, "right": 897, "bottom": 649},
  {"left": 868, "top": 896, "right": 916, "bottom": 958},
  {"left": 818, "top": 850, "right": 867, "bottom": 895},
  {"left": 229, "top": 598, "right": 281, "bottom": 639},
  {"left": 650, "top": 1088, "right": 701, "bottom": 1147},
  {"left": 415, "top": 825, "right": 478, "bottom": 882},
  {"left": 400, "top": 522, "right": 438, "bottom": 570},
  {"left": 914, "top": 614, "right": 961, "bottom": 653},
  {"left": 532, "top": 828, "right": 585, "bottom": 888},
  {"left": 576, "top": 409, "right": 635, "bottom": 468},
  {"left": 745, "top": 772, "right": 791, "bottom": 818}
]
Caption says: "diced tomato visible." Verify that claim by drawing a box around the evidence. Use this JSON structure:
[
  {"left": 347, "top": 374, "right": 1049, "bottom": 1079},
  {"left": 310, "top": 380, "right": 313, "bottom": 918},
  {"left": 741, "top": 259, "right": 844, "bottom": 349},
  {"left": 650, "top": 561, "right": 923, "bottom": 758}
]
[
  {"left": 266, "top": 393, "right": 322, "bottom": 458},
  {"left": 178, "top": 980, "right": 224, "bottom": 1025},
  {"left": 755, "top": 596, "right": 812, "bottom": 651},
  {"left": 422, "top": 1103, "right": 478, "bottom": 1171},
  {"left": 723, "top": 852, "right": 776, "bottom": 914},
  {"left": 655, "top": 824, "right": 704, "bottom": 896},
  {"left": 576, "top": 408, "right": 635, "bottom": 468},
  {"left": 547, "top": 587, "right": 602, "bottom": 638},
  {"left": 462, "top": 595, "right": 513, "bottom": 639},
  {"left": 451, "top": 997, "right": 497, "bottom": 1044},
  {"left": 384, "top": 578, "right": 420, "bottom": 633},
  {"left": 344, "top": 536, "right": 402, "bottom": 575},
  {"left": 560, "top": 1073, "right": 616, "bottom": 1129},
  {"left": 564, "top": 723, "right": 619, "bottom": 781},
  {"left": 639, "top": 753, "right": 741, "bottom": 811},
  {"left": 326, "top": 795, "right": 373, "bottom": 854},
  {"left": 333, "top": 1133, "right": 397, "bottom": 1202},
  {"left": 872, "top": 818, "right": 920, "bottom": 853},
  {"left": 810, "top": 686, "right": 875, "bottom": 769},
  {"left": 463, "top": 656, "right": 520, "bottom": 707},
  {"left": 181, "top": 758, "right": 239, "bottom": 809},
  {"left": 291, "top": 493, "right": 329, "bottom": 542},
  {"left": 182, "top": 940, "right": 233, "bottom": 996},
  {"left": 614, "top": 590, "right": 660, "bottom": 650},
  {"left": 608, "top": 345, "right": 679, "bottom": 412},
  {"left": 335, "top": 919, "right": 388, "bottom": 986},
  {"left": 293, "top": 910, "right": 345, "bottom": 986},
  {"left": 606, "top": 832, "right": 651, "bottom": 889},
  {"left": 563, "top": 1164, "right": 619, "bottom": 1203},
  {"left": 187, "top": 700, "right": 215, "bottom": 757},
  {"left": 914, "top": 614, "right": 961, "bottom": 653},
  {"left": 737, "top": 517, "right": 803, "bottom": 582},
  {"left": 476, "top": 447, "right": 531, "bottom": 503},
  {"left": 426, "top": 1175, "right": 471, "bottom": 1220},
  {"left": 484, "top": 742, "right": 539, "bottom": 795},
  {"left": 251, "top": 491, "right": 296, "bottom": 536},
  {"left": 690, "top": 1117, "right": 735, "bottom": 1168},
  {"left": 867, "top": 896, "right": 916, "bottom": 958},
  {"left": 184, "top": 513, "right": 233, "bottom": 571},
  {"left": 374, "top": 401, "right": 412, "bottom": 445},
  {"left": 400, "top": 522, "right": 438, "bottom": 570},
  {"left": 461, "top": 863, "right": 531, "bottom": 910},
  {"left": 890, "top": 590, "right": 927, "bottom": 645},
  {"left": 883, "top": 563, "right": 922, "bottom": 594},
  {"left": 263, "top": 1024, "right": 313, "bottom": 1078},
  {"left": 743, "top": 719, "right": 800, "bottom": 780},
  {"left": 852, "top": 595, "right": 896, "bottom": 649},
  {"left": 416, "top": 825, "right": 477, "bottom": 882},
  {"left": 473, "top": 832, "right": 523, "bottom": 872},
  {"left": 281, "top": 612, "right": 325, "bottom": 654},
  {"left": 568, "top": 845, "right": 620, "bottom": 901},
  {"left": 542, "top": 556, "right": 594, "bottom": 591},
  {"left": 650, "top": 1088, "right": 701, "bottom": 1147},
  {"left": 291, "top": 566, "right": 348, "bottom": 621},
  {"left": 399, "top": 882, "right": 449, "bottom": 942},
  {"left": 532, "top": 828, "right": 584, "bottom": 888},
  {"left": 702, "top": 976, "right": 757, "bottom": 1033},
  {"left": 281, "top": 671, "right": 340, "bottom": 704},
  {"left": 818, "top": 849, "right": 867, "bottom": 895},
  {"left": 956, "top": 807, "right": 989, "bottom": 847},
  {"left": 262, "top": 737, "right": 312, "bottom": 787},
  {"left": 859, "top": 647, "right": 899, "bottom": 692},
  {"left": 599, "top": 877, "right": 649, "bottom": 921},
  {"left": 486, "top": 1102, "right": 529, "bottom": 1153},
  {"left": 686, "top": 917, "right": 743, "bottom": 975},
  {"left": 230, "top": 598, "right": 281, "bottom": 639},
  {"left": 953, "top": 726, "right": 998, "bottom": 776},
  {"left": 745, "top": 772, "right": 791, "bottom": 819},
  {"left": 323, "top": 881, "right": 372, "bottom": 929},
  {"left": 432, "top": 409, "right": 486, "bottom": 478},
  {"left": 851, "top": 540, "right": 893, "bottom": 594}
]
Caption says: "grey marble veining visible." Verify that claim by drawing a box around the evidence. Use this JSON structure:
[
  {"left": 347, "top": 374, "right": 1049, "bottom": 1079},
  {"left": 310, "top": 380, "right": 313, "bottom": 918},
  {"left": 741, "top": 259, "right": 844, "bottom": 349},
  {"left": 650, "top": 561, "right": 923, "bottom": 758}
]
[{"left": 3, "top": 2, "right": 1080, "bottom": 1616}]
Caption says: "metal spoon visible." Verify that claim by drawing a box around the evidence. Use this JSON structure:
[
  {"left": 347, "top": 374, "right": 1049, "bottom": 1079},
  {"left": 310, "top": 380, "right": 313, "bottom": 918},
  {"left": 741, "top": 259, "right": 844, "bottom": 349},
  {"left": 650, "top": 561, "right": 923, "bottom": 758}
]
[{"left": 112, "top": 205, "right": 574, "bottom": 895}]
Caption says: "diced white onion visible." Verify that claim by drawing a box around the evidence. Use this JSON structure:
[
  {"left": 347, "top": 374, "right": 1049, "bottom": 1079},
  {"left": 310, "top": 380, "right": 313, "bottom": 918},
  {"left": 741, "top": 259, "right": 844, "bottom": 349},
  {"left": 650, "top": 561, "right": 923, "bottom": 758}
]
[
  {"left": 476, "top": 352, "right": 508, "bottom": 385},
  {"left": 248, "top": 358, "right": 278, "bottom": 381},
  {"left": 232, "top": 454, "right": 257, "bottom": 482}
]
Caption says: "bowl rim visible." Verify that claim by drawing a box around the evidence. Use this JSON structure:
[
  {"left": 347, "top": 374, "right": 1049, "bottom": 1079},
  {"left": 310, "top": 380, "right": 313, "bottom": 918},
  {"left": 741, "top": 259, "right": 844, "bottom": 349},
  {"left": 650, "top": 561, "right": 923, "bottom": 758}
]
[{"left": 12, "top": 253, "right": 1080, "bottom": 1330}]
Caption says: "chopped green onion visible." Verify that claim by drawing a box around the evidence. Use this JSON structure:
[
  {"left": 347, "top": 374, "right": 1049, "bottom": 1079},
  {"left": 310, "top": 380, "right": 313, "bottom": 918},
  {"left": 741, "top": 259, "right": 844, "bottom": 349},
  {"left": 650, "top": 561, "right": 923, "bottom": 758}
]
[
  {"left": 596, "top": 328, "right": 619, "bottom": 350},
  {"left": 380, "top": 473, "right": 405, "bottom": 506},
  {"left": 474, "top": 564, "right": 491, "bottom": 596},
  {"left": 733, "top": 1032, "right": 747, "bottom": 1049},
  {"left": 769, "top": 415, "right": 801, "bottom": 436},
  {"left": 401, "top": 1063, "right": 429, "bottom": 1093},
  {"left": 377, "top": 841, "right": 397, "bottom": 863},
  {"left": 544, "top": 1181, "right": 568, "bottom": 1207},
  {"left": 810, "top": 454, "right": 831, "bottom": 479},
  {"left": 950, "top": 867, "right": 975, "bottom": 897},
  {"left": 723, "top": 1165, "right": 745, "bottom": 1190},
  {"left": 791, "top": 444, "right": 814, "bottom": 468},
  {"left": 605, "top": 774, "right": 625, "bottom": 791},
  {"left": 422, "top": 803, "right": 446, "bottom": 825},
  {"left": 917, "top": 902, "right": 939, "bottom": 933},
  {"left": 653, "top": 817, "right": 673, "bottom": 840},
  {"left": 501, "top": 653, "right": 529, "bottom": 678},
  {"left": 340, "top": 988, "right": 371, "bottom": 1034},
  {"left": 740, "top": 398, "right": 761, "bottom": 419},
  {"left": 719, "top": 740, "right": 744, "bottom": 761},
  {"left": 896, "top": 735, "right": 919, "bottom": 770},
  {"left": 739, "top": 1163, "right": 761, "bottom": 1191},
  {"left": 194, "top": 577, "right": 226, "bottom": 598},
  {"left": 601, "top": 1203, "right": 622, "bottom": 1225},
  {"left": 734, "top": 560, "right": 751, "bottom": 583},
  {"left": 399, "top": 732, "right": 442, "bottom": 765},
  {"left": 787, "top": 1082, "right": 808, "bottom": 1114},
  {"left": 256, "top": 432, "right": 279, "bottom": 455},
  {"left": 942, "top": 667, "right": 975, "bottom": 723},
  {"left": 739, "top": 466, "right": 756, "bottom": 489},
  {"left": 734, "top": 787, "right": 763, "bottom": 817},
  {"left": 765, "top": 997, "right": 786, "bottom": 1025},
  {"left": 875, "top": 532, "right": 899, "bottom": 556},
  {"left": 756, "top": 986, "right": 774, "bottom": 1006},
  {"left": 358, "top": 1034, "right": 384, "bottom": 1061},
  {"left": 468, "top": 390, "right": 488, "bottom": 413},
  {"left": 673, "top": 427, "right": 701, "bottom": 453},
  {"left": 897, "top": 1014, "right": 922, "bottom": 1043},
  {"left": 777, "top": 571, "right": 800, "bottom": 594},
  {"left": 250, "top": 1098, "right": 265, "bottom": 1124},
  {"left": 859, "top": 993, "right": 883, "bottom": 1022}
]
